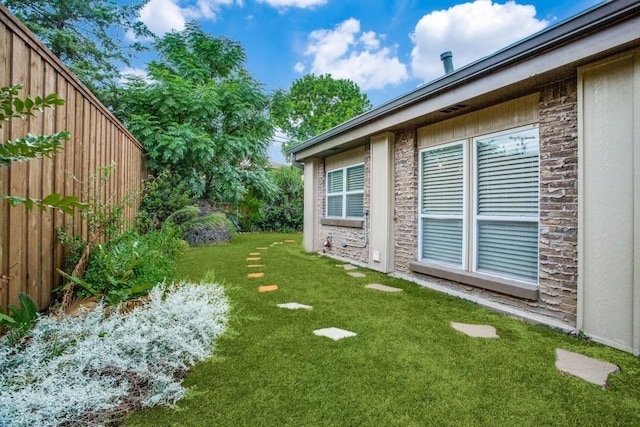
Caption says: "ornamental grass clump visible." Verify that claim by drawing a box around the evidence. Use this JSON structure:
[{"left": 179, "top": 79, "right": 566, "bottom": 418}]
[{"left": 0, "top": 281, "right": 229, "bottom": 427}]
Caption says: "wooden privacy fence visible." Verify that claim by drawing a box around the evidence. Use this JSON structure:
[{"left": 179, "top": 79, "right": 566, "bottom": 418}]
[{"left": 0, "top": 4, "right": 147, "bottom": 310}]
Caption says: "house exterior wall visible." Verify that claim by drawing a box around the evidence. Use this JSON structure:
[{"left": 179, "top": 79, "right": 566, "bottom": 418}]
[
  {"left": 393, "top": 129, "right": 419, "bottom": 273},
  {"left": 390, "top": 85, "right": 579, "bottom": 328},
  {"left": 578, "top": 50, "right": 640, "bottom": 354},
  {"left": 317, "top": 146, "right": 370, "bottom": 263}
]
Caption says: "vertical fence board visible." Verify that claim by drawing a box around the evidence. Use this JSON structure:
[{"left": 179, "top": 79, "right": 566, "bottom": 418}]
[
  {"left": 0, "top": 24, "right": 11, "bottom": 309},
  {"left": 26, "top": 50, "right": 44, "bottom": 303},
  {"left": 8, "top": 36, "right": 29, "bottom": 305},
  {"left": 0, "top": 4, "right": 146, "bottom": 310},
  {"left": 40, "top": 63, "right": 56, "bottom": 308}
]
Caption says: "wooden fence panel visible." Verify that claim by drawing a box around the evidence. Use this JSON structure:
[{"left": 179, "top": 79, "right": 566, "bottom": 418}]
[{"left": 0, "top": 4, "right": 147, "bottom": 310}]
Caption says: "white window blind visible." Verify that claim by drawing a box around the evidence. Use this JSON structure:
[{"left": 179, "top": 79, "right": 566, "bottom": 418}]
[
  {"left": 326, "top": 164, "right": 364, "bottom": 218},
  {"left": 475, "top": 127, "right": 539, "bottom": 282},
  {"left": 419, "top": 125, "right": 540, "bottom": 285},
  {"left": 420, "top": 144, "right": 464, "bottom": 266},
  {"left": 476, "top": 128, "right": 539, "bottom": 216}
]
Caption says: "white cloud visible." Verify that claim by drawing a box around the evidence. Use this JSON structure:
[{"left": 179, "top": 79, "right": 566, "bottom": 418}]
[
  {"left": 298, "top": 18, "right": 408, "bottom": 91},
  {"left": 139, "top": 0, "right": 186, "bottom": 35},
  {"left": 410, "top": 0, "right": 548, "bottom": 82},
  {"left": 256, "top": 0, "right": 327, "bottom": 8},
  {"left": 138, "top": 0, "right": 241, "bottom": 36},
  {"left": 293, "top": 62, "right": 305, "bottom": 73}
]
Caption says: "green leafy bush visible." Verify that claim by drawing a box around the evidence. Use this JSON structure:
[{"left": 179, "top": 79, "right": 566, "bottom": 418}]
[
  {"left": 136, "top": 170, "right": 194, "bottom": 233},
  {"left": 237, "top": 166, "right": 303, "bottom": 232},
  {"left": 0, "top": 293, "right": 39, "bottom": 345},
  {"left": 78, "top": 228, "right": 183, "bottom": 305}
]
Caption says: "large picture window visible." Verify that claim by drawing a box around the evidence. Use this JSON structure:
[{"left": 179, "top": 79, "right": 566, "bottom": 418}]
[
  {"left": 419, "top": 125, "right": 539, "bottom": 284},
  {"left": 326, "top": 163, "right": 365, "bottom": 219}
]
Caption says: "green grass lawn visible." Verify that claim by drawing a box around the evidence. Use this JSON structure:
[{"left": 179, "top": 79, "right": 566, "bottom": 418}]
[{"left": 126, "top": 232, "right": 640, "bottom": 426}]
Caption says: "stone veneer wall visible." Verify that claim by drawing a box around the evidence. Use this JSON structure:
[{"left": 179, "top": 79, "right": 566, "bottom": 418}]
[
  {"left": 393, "top": 129, "right": 419, "bottom": 271},
  {"left": 393, "top": 78, "right": 579, "bottom": 326},
  {"left": 537, "top": 77, "right": 579, "bottom": 324},
  {"left": 317, "top": 144, "right": 371, "bottom": 263}
]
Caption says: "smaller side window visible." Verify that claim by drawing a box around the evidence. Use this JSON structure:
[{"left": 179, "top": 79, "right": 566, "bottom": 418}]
[{"left": 326, "top": 164, "right": 364, "bottom": 218}]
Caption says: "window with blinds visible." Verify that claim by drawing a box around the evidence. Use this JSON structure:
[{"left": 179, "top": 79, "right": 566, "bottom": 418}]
[
  {"left": 420, "top": 143, "right": 464, "bottom": 266},
  {"left": 419, "top": 125, "right": 539, "bottom": 284},
  {"left": 326, "top": 163, "right": 364, "bottom": 218},
  {"left": 474, "top": 127, "right": 539, "bottom": 282}
]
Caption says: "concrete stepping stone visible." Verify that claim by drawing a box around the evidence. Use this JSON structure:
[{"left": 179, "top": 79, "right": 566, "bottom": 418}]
[
  {"left": 249, "top": 252, "right": 261, "bottom": 256},
  {"left": 555, "top": 349, "right": 619, "bottom": 388},
  {"left": 450, "top": 322, "right": 499, "bottom": 338},
  {"left": 348, "top": 272, "right": 366, "bottom": 278},
  {"left": 259, "top": 285, "right": 278, "bottom": 292},
  {"left": 247, "top": 272, "right": 264, "bottom": 278},
  {"left": 313, "top": 327, "right": 357, "bottom": 341},
  {"left": 247, "top": 257, "right": 261, "bottom": 261},
  {"left": 284, "top": 239, "right": 296, "bottom": 243},
  {"left": 277, "top": 302, "right": 312, "bottom": 310},
  {"left": 256, "top": 247, "right": 268, "bottom": 250},
  {"left": 247, "top": 264, "right": 266, "bottom": 268},
  {"left": 343, "top": 264, "right": 358, "bottom": 271},
  {"left": 366, "top": 284, "right": 403, "bottom": 293}
]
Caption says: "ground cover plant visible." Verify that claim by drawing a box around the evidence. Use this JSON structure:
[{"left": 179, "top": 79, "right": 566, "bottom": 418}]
[
  {"left": 126, "top": 233, "right": 640, "bottom": 426},
  {"left": 0, "top": 281, "right": 229, "bottom": 426}
]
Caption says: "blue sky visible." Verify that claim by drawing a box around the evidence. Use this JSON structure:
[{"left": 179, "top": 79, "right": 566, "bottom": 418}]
[{"left": 125, "top": 0, "right": 603, "bottom": 162}]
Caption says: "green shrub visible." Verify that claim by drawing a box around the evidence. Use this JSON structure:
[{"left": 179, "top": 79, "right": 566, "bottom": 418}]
[
  {"left": 0, "top": 293, "right": 39, "bottom": 345},
  {"left": 137, "top": 171, "right": 194, "bottom": 233},
  {"left": 79, "top": 228, "right": 183, "bottom": 305},
  {"left": 235, "top": 166, "right": 302, "bottom": 232}
]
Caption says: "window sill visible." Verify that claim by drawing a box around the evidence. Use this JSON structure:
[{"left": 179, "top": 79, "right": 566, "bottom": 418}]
[
  {"left": 320, "top": 218, "right": 364, "bottom": 228},
  {"left": 409, "top": 260, "right": 538, "bottom": 300}
]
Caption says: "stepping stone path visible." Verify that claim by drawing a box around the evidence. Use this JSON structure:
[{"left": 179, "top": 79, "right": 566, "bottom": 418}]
[
  {"left": 313, "top": 327, "right": 357, "bottom": 341},
  {"left": 278, "top": 302, "right": 312, "bottom": 310},
  {"left": 366, "top": 284, "right": 403, "bottom": 293},
  {"left": 260, "top": 243, "right": 620, "bottom": 389},
  {"left": 555, "top": 349, "right": 620, "bottom": 388},
  {"left": 450, "top": 322, "right": 499, "bottom": 338},
  {"left": 247, "top": 272, "right": 264, "bottom": 278},
  {"left": 336, "top": 264, "right": 358, "bottom": 270}
]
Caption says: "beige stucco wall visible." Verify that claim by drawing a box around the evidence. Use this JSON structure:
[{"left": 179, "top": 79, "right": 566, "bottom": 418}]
[
  {"left": 578, "top": 50, "right": 640, "bottom": 355},
  {"left": 303, "top": 158, "right": 319, "bottom": 252},
  {"left": 369, "top": 132, "right": 395, "bottom": 272}
]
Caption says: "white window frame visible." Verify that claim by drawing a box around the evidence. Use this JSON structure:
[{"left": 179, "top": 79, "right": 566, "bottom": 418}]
[
  {"left": 326, "top": 163, "right": 365, "bottom": 219},
  {"left": 418, "top": 124, "right": 540, "bottom": 285},
  {"left": 418, "top": 140, "right": 468, "bottom": 269}
]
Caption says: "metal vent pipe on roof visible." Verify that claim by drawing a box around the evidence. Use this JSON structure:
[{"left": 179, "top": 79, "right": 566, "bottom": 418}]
[{"left": 440, "top": 51, "right": 454, "bottom": 74}]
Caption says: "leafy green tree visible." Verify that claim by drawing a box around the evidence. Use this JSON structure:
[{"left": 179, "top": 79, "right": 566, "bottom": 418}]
[
  {"left": 116, "top": 22, "right": 274, "bottom": 206},
  {"left": 2, "top": 0, "right": 152, "bottom": 99},
  {"left": 271, "top": 74, "right": 372, "bottom": 153}
]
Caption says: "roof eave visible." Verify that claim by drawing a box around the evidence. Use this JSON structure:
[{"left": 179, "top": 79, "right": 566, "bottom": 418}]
[{"left": 288, "top": 0, "right": 640, "bottom": 157}]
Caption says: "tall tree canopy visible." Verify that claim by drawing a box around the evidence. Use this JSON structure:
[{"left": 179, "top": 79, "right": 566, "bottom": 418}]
[
  {"left": 271, "top": 74, "right": 372, "bottom": 153},
  {"left": 3, "top": 0, "right": 152, "bottom": 98},
  {"left": 116, "top": 22, "right": 274, "bottom": 205}
]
